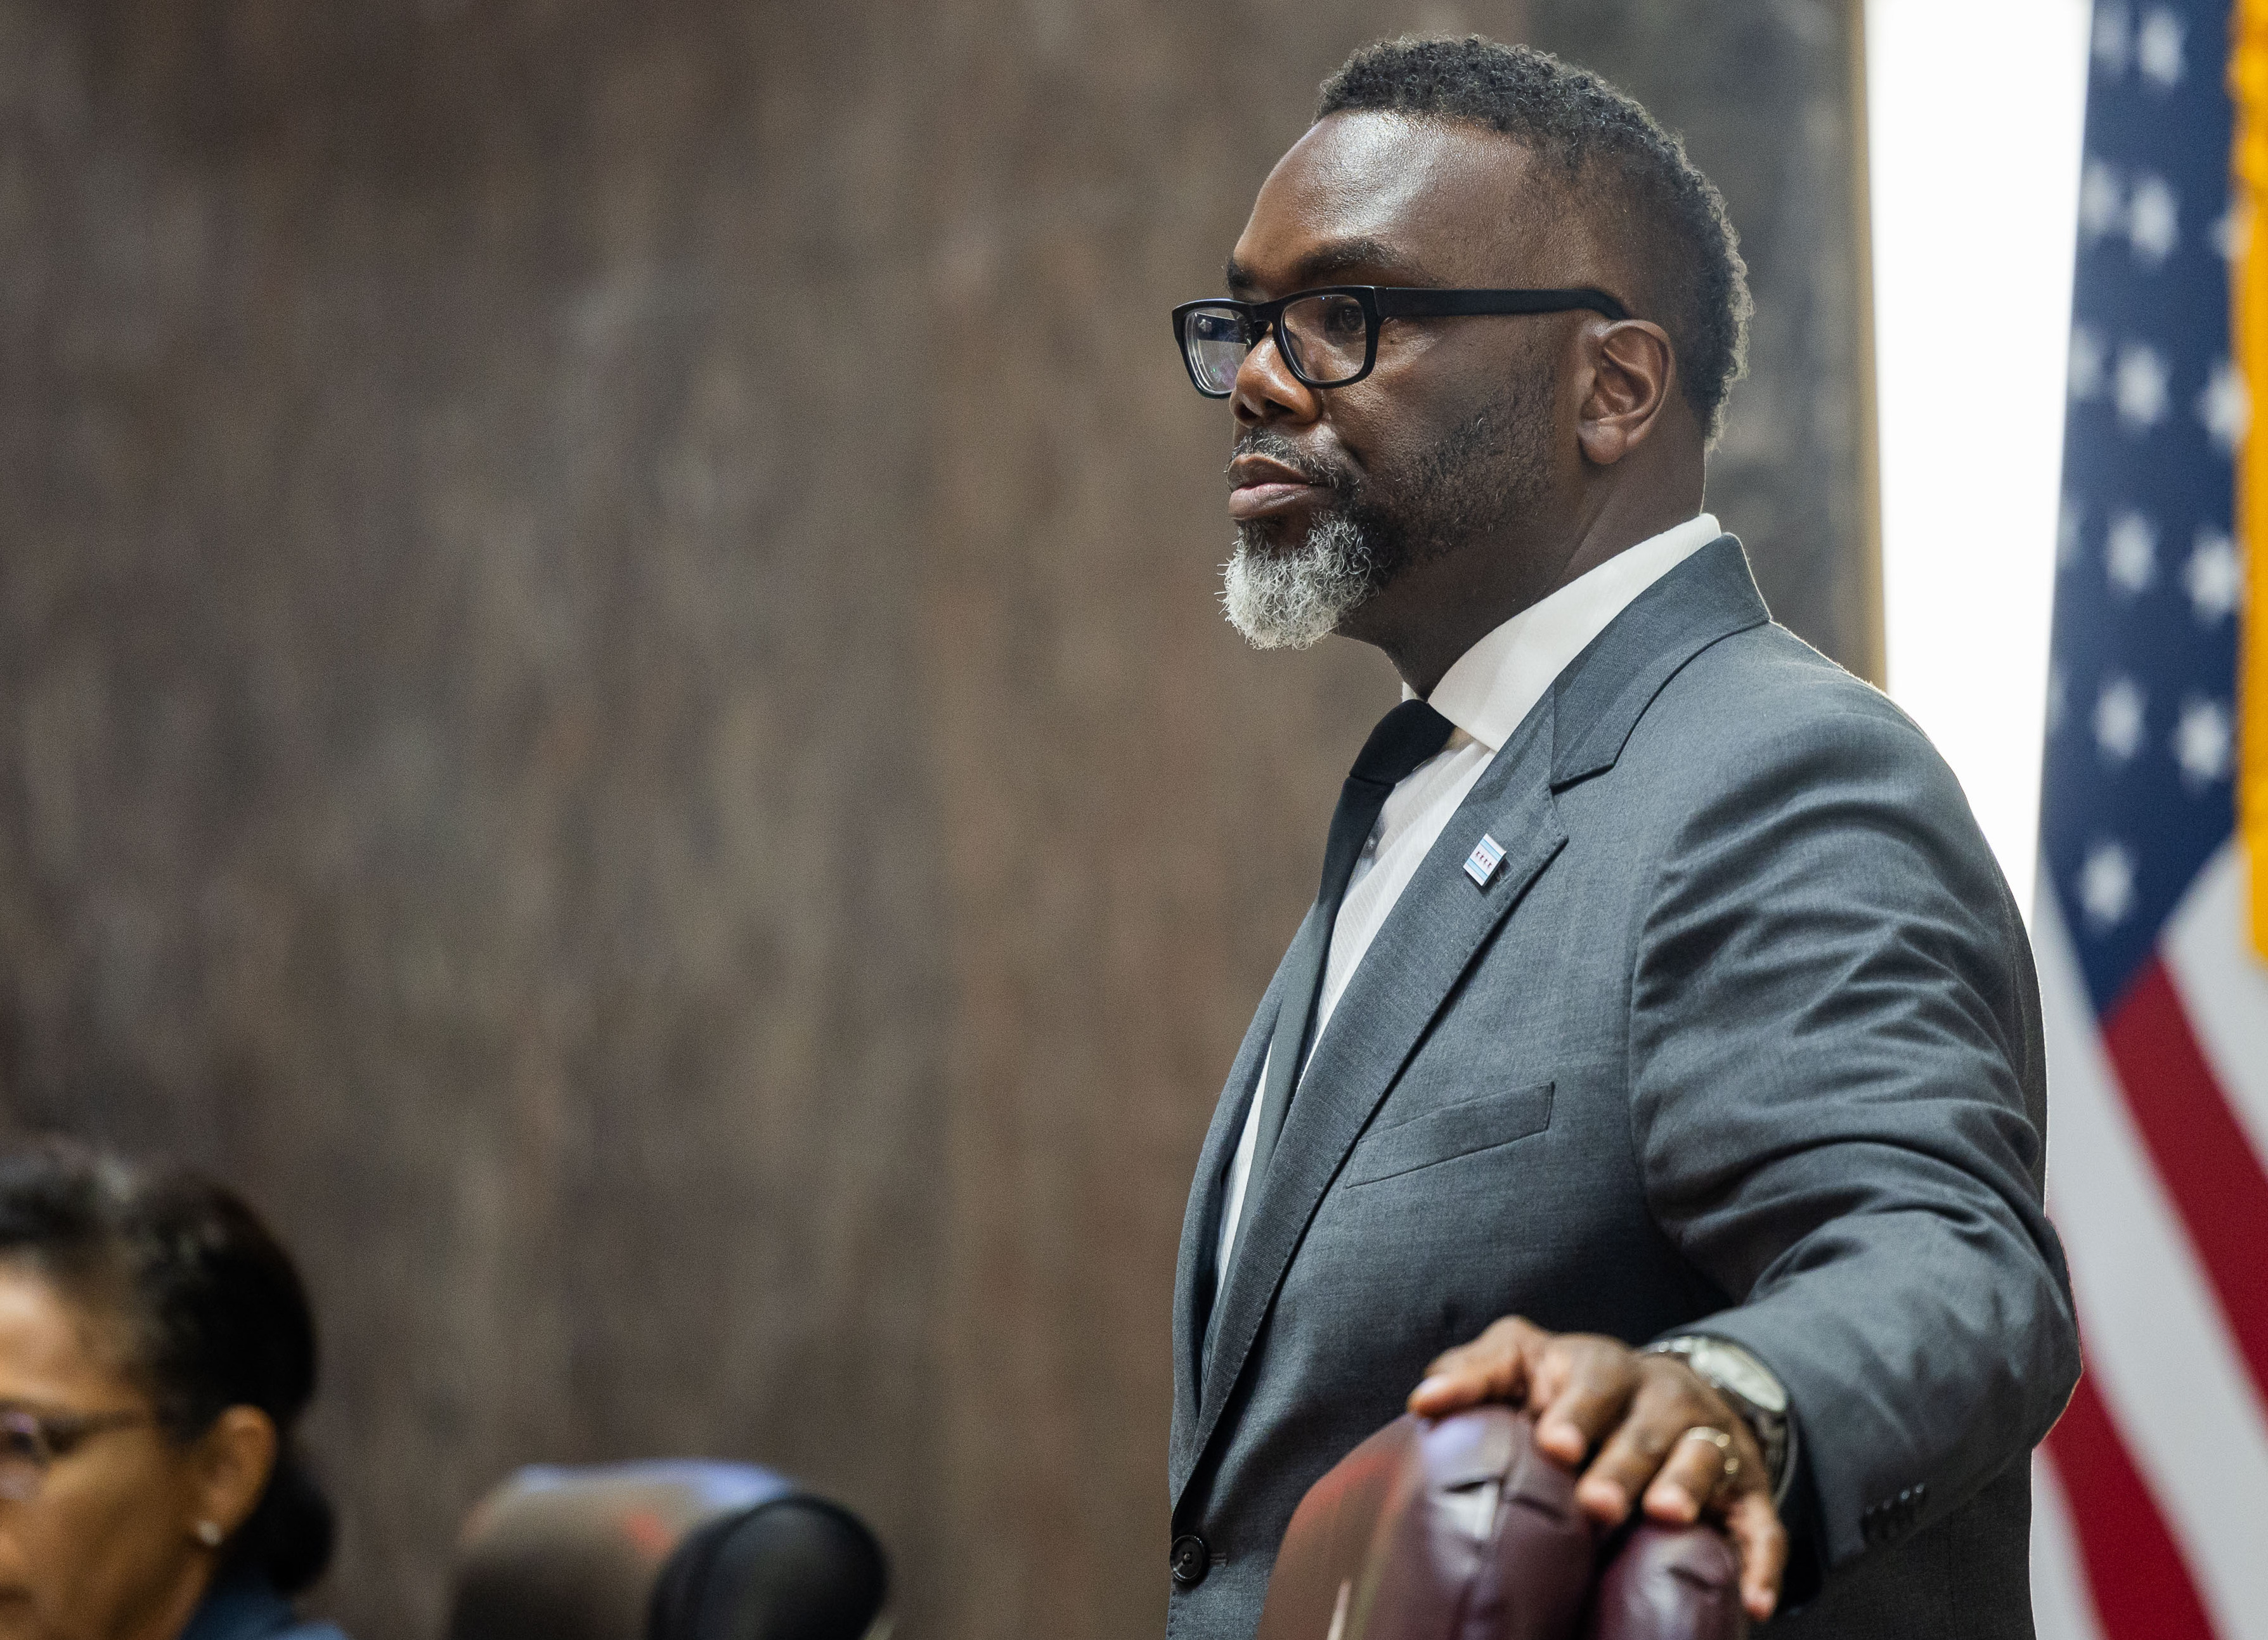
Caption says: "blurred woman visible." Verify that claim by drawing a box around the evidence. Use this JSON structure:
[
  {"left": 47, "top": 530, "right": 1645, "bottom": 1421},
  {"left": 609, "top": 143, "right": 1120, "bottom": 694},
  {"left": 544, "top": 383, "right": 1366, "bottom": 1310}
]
[{"left": 0, "top": 1139, "right": 346, "bottom": 1640}]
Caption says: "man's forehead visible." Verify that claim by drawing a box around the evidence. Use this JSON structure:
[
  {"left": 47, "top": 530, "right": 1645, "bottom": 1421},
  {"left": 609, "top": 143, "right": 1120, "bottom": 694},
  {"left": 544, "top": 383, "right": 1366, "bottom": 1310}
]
[{"left": 1229, "top": 111, "right": 1565, "bottom": 292}]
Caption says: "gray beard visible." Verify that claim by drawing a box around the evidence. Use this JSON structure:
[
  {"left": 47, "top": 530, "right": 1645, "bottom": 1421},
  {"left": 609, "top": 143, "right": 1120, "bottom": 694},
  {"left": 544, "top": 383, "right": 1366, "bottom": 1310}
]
[{"left": 1219, "top": 513, "right": 1380, "bottom": 650}]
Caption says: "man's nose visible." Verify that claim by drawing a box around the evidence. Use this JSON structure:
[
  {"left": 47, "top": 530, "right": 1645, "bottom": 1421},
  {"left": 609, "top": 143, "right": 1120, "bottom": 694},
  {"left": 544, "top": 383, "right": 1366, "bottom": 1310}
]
[{"left": 1232, "top": 328, "right": 1323, "bottom": 427}]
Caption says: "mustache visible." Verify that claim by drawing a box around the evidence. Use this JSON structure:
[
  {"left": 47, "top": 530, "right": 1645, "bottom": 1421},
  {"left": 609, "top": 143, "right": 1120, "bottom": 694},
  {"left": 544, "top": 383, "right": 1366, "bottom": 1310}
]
[{"left": 1228, "top": 431, "right": 1355, "bottom": 498}]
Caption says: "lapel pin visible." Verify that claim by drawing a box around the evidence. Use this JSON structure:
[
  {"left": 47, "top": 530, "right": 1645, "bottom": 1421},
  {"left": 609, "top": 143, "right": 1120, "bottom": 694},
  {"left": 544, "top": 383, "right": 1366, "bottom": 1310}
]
[{"left": 1463, "top": 832, "right": 1507, "bottom": 888}]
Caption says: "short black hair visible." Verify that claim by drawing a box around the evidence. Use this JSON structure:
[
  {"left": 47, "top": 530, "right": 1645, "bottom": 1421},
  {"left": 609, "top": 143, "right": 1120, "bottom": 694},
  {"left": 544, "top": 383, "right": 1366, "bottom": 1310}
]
[
  {"left": 1318, "top": 36, "right": 1751, "bottom": 442},
  {"left": 0, "top": 1139, "right": 335, "bottom": 1595}
]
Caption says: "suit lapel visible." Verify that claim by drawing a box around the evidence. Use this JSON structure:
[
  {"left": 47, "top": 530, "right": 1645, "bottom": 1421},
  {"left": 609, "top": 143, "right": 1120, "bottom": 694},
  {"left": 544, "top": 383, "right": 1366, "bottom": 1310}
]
[
  {"left": 1169, "top": 924, "right": 1304, "bottom": 1473},
  {"left": 1550, "top": 535, "right": 1771, "bottom": 787},
  {"left": 1178, "top": 704, "right": 1567, "bottom": 1501}
]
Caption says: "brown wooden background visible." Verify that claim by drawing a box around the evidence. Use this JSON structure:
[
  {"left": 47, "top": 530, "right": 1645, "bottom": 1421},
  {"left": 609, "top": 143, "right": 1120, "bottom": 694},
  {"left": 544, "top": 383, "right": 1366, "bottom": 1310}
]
[{"left": 0, "top": 3, "right": 1873, "bottom": 1636}]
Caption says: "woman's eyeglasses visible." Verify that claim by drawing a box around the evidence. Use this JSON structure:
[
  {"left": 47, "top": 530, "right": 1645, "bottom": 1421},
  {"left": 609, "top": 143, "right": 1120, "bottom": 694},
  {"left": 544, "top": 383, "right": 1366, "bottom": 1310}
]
[
  {"left": 0, "top": 1407, "right": 153, "bottom": 1501},
  {"left": 1170, "top": 284, "right": 1631, "bottom": 398}
]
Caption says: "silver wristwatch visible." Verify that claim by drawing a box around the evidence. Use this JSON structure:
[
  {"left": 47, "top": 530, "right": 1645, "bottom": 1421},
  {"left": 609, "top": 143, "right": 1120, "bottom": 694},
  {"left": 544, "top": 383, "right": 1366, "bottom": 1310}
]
[{"left": 1642, "top": 1334, "right": 1796, "bottom": 1506}]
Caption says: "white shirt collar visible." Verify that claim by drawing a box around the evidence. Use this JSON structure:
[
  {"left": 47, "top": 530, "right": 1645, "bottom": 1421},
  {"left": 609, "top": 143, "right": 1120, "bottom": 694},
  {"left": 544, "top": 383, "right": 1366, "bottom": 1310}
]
[{"left": 1406, "top": 513, "right": 1722, "bottom": 751}]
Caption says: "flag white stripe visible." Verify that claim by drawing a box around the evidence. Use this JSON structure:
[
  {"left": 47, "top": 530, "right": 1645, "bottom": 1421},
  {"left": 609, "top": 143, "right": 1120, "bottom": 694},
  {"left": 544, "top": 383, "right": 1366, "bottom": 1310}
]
[
  {"left": 2158, "top": 841, "right": 2268, "bottom": 1176},
  {"left": 2034, "top": 891, "right": 2268, "bottom": 1640},
  {"left": 2029, "top": 1450, "right": 2107, "bottom": 1640}
]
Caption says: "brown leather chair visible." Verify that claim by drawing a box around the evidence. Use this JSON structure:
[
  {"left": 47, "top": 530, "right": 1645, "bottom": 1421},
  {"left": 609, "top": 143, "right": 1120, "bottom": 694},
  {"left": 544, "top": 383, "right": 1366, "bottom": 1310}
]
[
  {"left": 446, "top": 1461, "right": 887, "bottom": 1640},
  {"left": 1257, "top": 1409, "right": 1745, "bottom": 1640},
  {"left": 1580, "top": 1520, "right": 1745, "bottom": 1640}
]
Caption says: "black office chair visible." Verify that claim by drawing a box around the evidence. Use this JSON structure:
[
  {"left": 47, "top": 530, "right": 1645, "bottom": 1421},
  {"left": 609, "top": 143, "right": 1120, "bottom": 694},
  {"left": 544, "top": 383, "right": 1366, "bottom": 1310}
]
[{"left": 446, "top": 1460, "right": 888, "bottom": 1640}]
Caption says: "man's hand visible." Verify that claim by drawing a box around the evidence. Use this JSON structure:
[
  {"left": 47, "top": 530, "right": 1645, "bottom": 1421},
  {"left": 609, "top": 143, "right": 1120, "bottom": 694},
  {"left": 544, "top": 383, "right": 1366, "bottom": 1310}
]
[{"left": 1408, "top": 1315, "right": 1787, "bottom": 1622}]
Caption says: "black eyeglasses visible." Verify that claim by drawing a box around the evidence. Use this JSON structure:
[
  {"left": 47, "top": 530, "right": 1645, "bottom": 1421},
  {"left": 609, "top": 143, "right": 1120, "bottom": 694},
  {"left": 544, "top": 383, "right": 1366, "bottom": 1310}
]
[
  {"left": 0, "top": 1406, "right": 153, "bottom": 1501},
  {"left": 1170, "top": 285, "right": 1631, "bottom": 398}
]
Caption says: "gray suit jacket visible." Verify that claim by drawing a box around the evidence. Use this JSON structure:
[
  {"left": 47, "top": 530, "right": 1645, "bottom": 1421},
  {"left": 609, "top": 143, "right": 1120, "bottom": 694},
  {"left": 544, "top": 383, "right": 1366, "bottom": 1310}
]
[{"left": 1166, "top": 538, "right": 2079, "bottom": 1639}]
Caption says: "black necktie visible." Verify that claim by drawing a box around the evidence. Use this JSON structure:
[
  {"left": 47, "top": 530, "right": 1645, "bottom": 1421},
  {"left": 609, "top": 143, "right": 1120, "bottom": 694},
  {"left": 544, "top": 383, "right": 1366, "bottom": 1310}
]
[{"left": 1209, "top": 698, "right": 1455, "bottom": 1348}]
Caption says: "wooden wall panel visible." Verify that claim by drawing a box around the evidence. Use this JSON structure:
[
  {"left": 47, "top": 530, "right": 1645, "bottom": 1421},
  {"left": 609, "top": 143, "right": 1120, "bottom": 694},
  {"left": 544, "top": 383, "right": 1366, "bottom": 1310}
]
[{"left": 0, "top": 4, "right": 1870, "bottom": 1637}]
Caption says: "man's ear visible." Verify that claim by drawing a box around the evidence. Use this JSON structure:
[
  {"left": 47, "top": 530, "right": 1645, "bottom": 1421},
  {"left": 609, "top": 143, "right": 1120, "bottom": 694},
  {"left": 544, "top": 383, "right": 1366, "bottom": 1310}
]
[
  {"left": 1574, "top": 319, "right": 1677, "bottom": 466},
  {"left": 186, "top": 1405, "right": 278, "bottom": 1549}
]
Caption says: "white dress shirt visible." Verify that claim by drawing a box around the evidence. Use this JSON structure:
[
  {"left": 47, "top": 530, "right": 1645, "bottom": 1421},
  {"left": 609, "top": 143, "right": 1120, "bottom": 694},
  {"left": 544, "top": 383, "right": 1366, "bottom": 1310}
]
[{"left": 1212, "top": 513, "right": 1722, "bottom": 1278}]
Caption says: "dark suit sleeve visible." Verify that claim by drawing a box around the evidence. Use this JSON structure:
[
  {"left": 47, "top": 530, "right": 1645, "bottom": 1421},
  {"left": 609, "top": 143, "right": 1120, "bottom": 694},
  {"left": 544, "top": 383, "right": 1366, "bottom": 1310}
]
[{"left": 1626, "top": 702, "right": 2079, "bottom": 1574}]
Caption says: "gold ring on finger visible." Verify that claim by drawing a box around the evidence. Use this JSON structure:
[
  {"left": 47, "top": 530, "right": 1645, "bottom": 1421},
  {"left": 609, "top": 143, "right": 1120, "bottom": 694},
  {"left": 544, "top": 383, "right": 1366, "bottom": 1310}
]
[{"left": 1678, "top": 1425, "right": 1740, "bottom": 1484}]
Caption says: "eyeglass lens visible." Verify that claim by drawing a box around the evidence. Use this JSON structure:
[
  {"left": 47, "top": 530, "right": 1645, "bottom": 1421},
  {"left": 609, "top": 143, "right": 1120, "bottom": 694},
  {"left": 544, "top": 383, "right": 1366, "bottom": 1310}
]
[
  {"left": 1183, "top": 307, "right": 1248, "bottom": 395},
  {"left": 0, "top": 1410, "right": 146, "bottom": 1501},
  {"left": 0, "top": 1414, "right": 47, "bottom": 1501},
  {"left": 1183, "top": 294, "right": 1372, "bottom": 394},
  {"left": 1277, "top": 294, "right": 1369, "bottom": 385}
]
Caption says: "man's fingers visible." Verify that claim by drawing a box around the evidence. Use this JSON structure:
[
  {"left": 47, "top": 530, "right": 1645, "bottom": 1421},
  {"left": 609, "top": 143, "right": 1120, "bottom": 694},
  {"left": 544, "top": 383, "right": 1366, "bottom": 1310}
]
[
  {"left": 1533, "top": 1346, "right": 1638, "bottom": 1472},
  {"left": 1725, "top": 1489, "right": 1789, "bottom": 1622},
  {"left": 1406, "top": 1316, "right": 1543, "bottom": 1414},
  {"left": 1636, "top": 1426, "right": 1735, "bottom": 1525},
  {"left": 1573, "top": 1371, "right": 1702, "bottom": 1523}
]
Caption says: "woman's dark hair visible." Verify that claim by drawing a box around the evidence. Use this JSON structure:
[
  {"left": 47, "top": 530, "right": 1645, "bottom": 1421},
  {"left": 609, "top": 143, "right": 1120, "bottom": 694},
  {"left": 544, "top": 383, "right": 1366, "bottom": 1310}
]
[{"left": 0, "top": 1138, "right": 334, "bottom": 1594}]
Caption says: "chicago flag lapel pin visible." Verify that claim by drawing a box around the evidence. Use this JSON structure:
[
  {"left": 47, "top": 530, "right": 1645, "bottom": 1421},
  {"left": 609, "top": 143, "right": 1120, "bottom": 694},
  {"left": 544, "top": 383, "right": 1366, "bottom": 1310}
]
[{"left": 1463, "top": 833, "right": 1507, "bottom": 888}]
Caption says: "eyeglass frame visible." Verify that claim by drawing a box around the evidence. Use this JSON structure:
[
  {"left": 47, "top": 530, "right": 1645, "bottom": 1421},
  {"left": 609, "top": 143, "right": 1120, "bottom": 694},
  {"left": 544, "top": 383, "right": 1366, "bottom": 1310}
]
[
  {"left": 1170, "top": 284, "right": 1634, "bottom": 399},
  {"left": 0, "top": 1405, "right": 155, "bottom": 1501}
]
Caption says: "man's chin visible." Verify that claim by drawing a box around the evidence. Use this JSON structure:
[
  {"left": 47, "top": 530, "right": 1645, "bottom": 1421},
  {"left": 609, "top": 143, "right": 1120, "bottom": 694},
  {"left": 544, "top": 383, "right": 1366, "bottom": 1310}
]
[{"left": 1220, "top": 515, "right": 1379, "bottom": 651}]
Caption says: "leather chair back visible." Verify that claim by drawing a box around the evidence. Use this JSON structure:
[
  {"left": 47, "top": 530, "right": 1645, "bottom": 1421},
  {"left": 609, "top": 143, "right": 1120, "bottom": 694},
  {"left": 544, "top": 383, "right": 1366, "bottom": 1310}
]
[
  {"left": 647, "top": 1490, "right": 888, "bottom": 1640},
  {"left": 446, "top": 1460, "right": 886, "bottom": 1640},
  {"left": 1257, "top": 1410, "right": 1744, "bottom": 1640},
  {"left": 1579, "top": 1521, "right": 1744, "bottom": 1640}
]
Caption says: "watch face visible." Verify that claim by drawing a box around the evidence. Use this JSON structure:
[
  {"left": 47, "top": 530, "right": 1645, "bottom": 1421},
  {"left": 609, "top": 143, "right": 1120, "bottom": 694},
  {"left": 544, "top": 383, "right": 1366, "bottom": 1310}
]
[{"left": 1694, "top": 1340, "right": 1788, "bottom": 1415}]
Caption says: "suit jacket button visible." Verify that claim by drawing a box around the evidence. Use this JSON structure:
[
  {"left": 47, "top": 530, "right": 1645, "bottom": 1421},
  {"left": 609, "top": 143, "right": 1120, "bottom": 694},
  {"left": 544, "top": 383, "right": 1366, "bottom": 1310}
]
[{"left": 1170, "top": 1534, "right": 1210, "bottom": 1588}]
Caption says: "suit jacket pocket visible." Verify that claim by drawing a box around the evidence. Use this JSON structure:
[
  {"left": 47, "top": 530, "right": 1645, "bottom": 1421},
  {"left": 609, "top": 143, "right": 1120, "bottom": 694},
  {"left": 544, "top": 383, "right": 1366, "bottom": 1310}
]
[{"left": 1341, "top": 1081, "right": 1555, "bottom": 1187}]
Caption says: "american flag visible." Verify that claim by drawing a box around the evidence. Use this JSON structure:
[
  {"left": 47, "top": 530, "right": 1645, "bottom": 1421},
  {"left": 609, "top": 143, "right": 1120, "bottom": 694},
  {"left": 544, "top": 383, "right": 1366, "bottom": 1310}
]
[{"left": 2030, "top": 3, "right": 2268, "bottom": 1636}]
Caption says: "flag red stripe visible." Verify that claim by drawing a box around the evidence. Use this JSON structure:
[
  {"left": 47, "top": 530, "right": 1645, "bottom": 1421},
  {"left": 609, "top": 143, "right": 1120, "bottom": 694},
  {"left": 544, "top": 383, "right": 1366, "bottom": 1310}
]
[
  {"left": 2047, "top": 1362, "right": 2217, "bottom": 1639},
  {"left": 2101, "top": 956, "right": 2268, "bottom": 1401}
]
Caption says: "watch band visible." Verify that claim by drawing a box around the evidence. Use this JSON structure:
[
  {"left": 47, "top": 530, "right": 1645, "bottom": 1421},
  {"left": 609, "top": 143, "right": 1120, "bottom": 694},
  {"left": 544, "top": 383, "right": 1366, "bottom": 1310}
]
[{"left": 1641, "top": 1335, "right": 1797, "bottom": 1508}]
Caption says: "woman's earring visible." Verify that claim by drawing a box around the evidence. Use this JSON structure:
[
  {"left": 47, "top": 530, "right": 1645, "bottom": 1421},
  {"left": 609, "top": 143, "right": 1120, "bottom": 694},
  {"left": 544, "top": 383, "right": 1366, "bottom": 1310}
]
[{"left": 195, "top": 1521, "right": 224, "bottom": 1547}]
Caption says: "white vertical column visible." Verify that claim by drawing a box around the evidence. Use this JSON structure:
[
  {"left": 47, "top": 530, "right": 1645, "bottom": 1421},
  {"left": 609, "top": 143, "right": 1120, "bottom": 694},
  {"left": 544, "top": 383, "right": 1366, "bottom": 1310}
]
[{"left": 1865, "top": 0, "right": 2093, "bottom": 905}]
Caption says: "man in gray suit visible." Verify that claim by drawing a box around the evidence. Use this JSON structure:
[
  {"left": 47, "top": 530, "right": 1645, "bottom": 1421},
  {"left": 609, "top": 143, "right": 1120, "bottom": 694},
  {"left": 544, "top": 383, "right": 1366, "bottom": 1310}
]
[{"left": 1164, "top": 37, "right": 2079, "bottom": 1639}]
